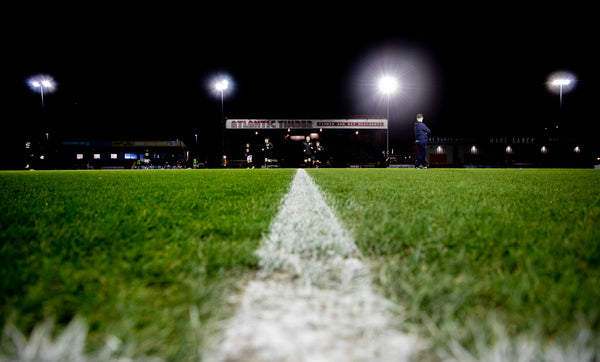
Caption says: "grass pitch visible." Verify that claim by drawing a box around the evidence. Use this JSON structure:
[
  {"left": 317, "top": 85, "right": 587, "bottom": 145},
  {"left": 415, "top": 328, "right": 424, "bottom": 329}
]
[
  {"left": 1, "top": 168, "right": 599, "bottom": 360},
  {"left": 0, "top": 169, "right": 294, "bottom": 361},
  {"left": 308, "top": 168, "right": 600, "bottom": 355}
]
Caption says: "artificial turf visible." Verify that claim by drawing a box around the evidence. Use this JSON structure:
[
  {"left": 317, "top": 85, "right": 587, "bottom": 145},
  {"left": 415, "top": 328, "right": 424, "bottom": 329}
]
[
  {"left": 308, "top": 168, "right": 600, "bottom": 356},
  {"left": 0, "top": 169, "right": 294, "bottom": 361}
]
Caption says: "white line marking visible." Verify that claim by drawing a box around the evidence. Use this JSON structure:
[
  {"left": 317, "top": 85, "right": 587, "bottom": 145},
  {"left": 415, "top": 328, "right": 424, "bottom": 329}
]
[{"left": 206, "top": 169, "right": 418, "bottom": 362}]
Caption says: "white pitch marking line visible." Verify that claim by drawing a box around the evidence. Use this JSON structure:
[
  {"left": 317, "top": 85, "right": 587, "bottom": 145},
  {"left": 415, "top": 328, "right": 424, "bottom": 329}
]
[{"left": 206, "top": 169, "right": 418, "bottom": 362}]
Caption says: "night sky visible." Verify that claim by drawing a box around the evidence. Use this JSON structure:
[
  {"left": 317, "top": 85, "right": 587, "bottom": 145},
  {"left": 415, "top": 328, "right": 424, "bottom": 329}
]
[{"left": 3, "top": 4, "right": 598, "bottom": 167}]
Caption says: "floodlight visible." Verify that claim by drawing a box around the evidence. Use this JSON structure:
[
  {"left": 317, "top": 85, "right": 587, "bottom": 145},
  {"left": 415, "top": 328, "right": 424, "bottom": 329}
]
[
  {"left": 210, "top": 73, "right": 234, "bottom": 163},
  {"left": 215, "top": 79, "right": 229, "bottom": 92},
  {"left": 27, "top": 74, "right": 56, "bottom": 108},
  {"left": 378, "top": 76, "right": 398, "bottom": 94},
  {"left": 547, "top": 71, "right": 576, "bottom": 110},
  {"left": 377, "top": 75, "right": 398, "bottom": 158},
  {"left": 547, "top": 71, "right": 575, "bottom": 94},
  {"left": 209, "top": 74, "right": 233, "bottom": 98},
  {"left": 551, "top": 79, "right": 571, "bottom": 86},
  {"left": 29, "top": 76, "right": 55, "bottom": 90}
]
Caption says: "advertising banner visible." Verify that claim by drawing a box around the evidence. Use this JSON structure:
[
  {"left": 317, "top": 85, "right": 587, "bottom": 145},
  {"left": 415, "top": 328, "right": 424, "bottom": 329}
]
[
  {"left": 111, "top": 140, "right": 184, "bottom": 147},
  {"left": 226, "top": 119, "right": 388, "bottom": 130}
]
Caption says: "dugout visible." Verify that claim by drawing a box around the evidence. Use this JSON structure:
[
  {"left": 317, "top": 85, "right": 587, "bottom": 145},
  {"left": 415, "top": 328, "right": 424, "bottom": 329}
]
[
  {"left": 56, "top": 139, "right": 188, "bottom": 169},
  {"left": 224, "top": 119, "right": 388, "bottom": 167}
]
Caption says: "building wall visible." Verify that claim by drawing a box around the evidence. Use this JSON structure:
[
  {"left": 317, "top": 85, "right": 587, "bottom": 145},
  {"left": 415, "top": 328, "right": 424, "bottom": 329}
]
[{"left": 427, "top": 135, "right": 592, "bottom": 168}]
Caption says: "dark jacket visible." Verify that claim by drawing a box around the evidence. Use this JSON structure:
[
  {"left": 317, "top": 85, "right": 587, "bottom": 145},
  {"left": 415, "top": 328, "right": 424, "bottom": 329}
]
[{"left": 414, "top": 121, "right": 431, "bottom": 143}]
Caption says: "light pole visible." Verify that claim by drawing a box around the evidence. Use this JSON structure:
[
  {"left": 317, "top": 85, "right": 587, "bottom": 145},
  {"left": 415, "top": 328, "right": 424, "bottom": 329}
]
[
  {"left": 215, "top": 79, "right": 229, "bottom": 116},
  {"left": 551, "top": 78, "right": 570, "bottom": 111},
  {"left": 378, "top": 76, "right": 398, "bottom": 158},
  {"left": 28, "top": 75, "right": 56, "bottom": 168},
  {"left": 28, "top": 75, "right": 55, "bottom": 108},
  {"left": 547, "top": 71, "right": 575, "bottom": 131},
  {"left": 213, "top": 78, "right": 230, "bottom": 165},
  {"left": 548, "top": 71, "right": 575, "bottom": 111}
]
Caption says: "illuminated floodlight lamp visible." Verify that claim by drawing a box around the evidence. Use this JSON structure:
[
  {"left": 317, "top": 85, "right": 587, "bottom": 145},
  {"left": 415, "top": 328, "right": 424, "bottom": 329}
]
[
  {"left": 378, "top": 76, "right": 398, "bottom": 94},
  {"left": 551, "top": 79, "right": 571, "bottom": 86},
  {"left": 210, "top": 74, "right": 232, "bottom": 97},
  {"left": 29, "top": 78, "right": 55, "bottom": 90},
  {"left": 547, "top": 71, "right": 575, "bottom": 110},
  {"left": 215, "top": 79, "right": 229, "bottom": 92},
  {"left": 547, "top": 71, "right": 575, "bottom": 92},
  {"left": 28, "top": 74, "right": 56, "bottom": 108}
]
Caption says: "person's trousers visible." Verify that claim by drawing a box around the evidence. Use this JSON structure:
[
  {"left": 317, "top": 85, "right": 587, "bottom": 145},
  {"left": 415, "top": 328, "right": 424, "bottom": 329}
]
[{"left": 416, "top": 142, "right": 427, "bottom": 167}]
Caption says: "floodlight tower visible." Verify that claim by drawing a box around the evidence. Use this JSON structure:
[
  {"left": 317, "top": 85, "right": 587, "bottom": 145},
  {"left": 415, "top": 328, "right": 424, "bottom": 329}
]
[
  {"left": 215, "top": 79, "right": 229, "bottom": 117},
  {"left": 378, "top": 76, "right": 398, "bottom": 158},
  {"left": 214, "top": 78, "right": 230, "bottom": 164},
  {"left": 552, "top": 78, "right": 570, "bottom": 111},
  {"left": 547, "top": 71, "right": 576, "bottom": 132},
  {"left": 548, "top": 71, "right": 575, "bottom": 111},
  {"left": 29, "top": 75, "right": 56, "bottom": 108}
]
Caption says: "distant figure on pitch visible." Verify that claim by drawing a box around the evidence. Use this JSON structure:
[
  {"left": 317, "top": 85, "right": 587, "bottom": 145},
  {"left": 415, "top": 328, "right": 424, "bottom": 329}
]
[
  {"left": 414, "top": 113, "right": 431, "bottom": 169},
  {"left": 303, "top": 136, "right": 314, "bottom": 166},
  {"left": 313, "top": 141, "right": 324, "bottom": 168},
  {"left": 262, "top": 138, "right": 274, "bottom": 167},
  {"left": 244, "top": 143, "right": 254, "bottom": 168}
]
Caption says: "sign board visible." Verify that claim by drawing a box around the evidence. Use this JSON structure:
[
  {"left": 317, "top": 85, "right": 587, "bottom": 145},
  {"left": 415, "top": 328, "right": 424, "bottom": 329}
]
[
  {"left": 63, "top": 140, "right": 185, "bottom": 148},
  {"left": 226, "top": 119, "right": 388, "bottom": 130},
  {"left": 111, "top": 140, "right": 184, "bottom": 147}
]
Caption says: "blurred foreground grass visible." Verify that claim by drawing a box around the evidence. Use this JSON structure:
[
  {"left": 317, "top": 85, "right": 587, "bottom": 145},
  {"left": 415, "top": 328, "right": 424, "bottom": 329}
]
[
  {"left": 309, "top": 168, "right": 600, "bottom": 357},
  {"left": 0, "top": 169, "right": 294, "bottom": 361}
]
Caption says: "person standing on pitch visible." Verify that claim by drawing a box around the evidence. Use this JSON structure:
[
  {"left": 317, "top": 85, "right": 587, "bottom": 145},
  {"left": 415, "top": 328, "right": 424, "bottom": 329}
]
[
  {"left": 244, "top": 143, "right": 254, "bottom": 168},
  {"left": 414, "top": 113, "right": 431, "bottom": 169},
  {"left": 262, "top": 138, "right": 273, "bottom": 167},
  {"left": 303, "top": 136, "right": 314, "bottom": 167}
]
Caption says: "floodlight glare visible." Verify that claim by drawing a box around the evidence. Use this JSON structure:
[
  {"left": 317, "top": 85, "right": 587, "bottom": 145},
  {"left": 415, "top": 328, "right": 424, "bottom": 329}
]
[
  {"left": 215, "top": 79, "right": 229, "bottom": 92},
  {"left": 547, "top": 71, "right": 575, "bottom": 94},
  {"left": 378, "top": 76, "right": 398, "bottom": 94},
  {"left": 547, "top": 71, "right": 576, "bottom": 110},
  {"left": 551, "top": 79, "right": 571, "bottom": 86},
  {"left": 27, "top": 74, "right": 56, "bottom": 108},
  {"left": 210, "top": 74, "right": 233, "bottom": 98}
]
